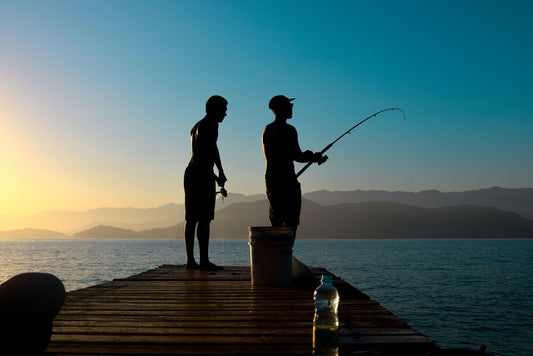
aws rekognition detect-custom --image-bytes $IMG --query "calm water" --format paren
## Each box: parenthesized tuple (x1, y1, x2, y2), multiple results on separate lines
(0, 238, 531, 355)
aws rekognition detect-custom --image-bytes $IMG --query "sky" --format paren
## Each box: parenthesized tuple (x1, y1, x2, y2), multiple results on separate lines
(1, 0, 532, 215)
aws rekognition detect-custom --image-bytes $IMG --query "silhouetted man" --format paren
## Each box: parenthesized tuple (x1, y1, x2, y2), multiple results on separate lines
(184, 95, 227, 271)
(262, 95, 322, 237)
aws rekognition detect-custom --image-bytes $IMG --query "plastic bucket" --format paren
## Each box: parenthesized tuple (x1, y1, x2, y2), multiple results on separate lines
(248, 226, 295, 286)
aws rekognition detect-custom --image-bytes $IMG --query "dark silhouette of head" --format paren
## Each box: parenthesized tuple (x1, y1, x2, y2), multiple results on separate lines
(206, 95, 228, 122)
(269, 95, 294, 120)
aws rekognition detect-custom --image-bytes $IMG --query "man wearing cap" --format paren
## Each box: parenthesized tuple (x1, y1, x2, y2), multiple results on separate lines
(262, 95, 323, 237)
(184, 95, 227, 271)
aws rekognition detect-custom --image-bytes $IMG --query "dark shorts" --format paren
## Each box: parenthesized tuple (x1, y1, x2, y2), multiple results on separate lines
(184, 166, 216, 222)
(266, 177, 301, 227)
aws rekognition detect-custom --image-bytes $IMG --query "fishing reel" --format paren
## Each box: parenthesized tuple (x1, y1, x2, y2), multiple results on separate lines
(217, 187, 228, 198)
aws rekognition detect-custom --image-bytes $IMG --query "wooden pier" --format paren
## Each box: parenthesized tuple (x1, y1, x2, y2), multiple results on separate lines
(47, 265, 437, 355)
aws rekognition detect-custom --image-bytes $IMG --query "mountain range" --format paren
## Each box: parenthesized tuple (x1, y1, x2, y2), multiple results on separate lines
(303, 187, 533, 220)
(169, 199, 533, 239)
(0, 193, 265, 234)
(1, 187, 532, 239)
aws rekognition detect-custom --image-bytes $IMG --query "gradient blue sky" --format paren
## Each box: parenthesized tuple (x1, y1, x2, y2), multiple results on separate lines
(1, 0, 532, 214)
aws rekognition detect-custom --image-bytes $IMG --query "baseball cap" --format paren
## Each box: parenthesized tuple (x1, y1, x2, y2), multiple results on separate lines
(269, 95, 295, 110)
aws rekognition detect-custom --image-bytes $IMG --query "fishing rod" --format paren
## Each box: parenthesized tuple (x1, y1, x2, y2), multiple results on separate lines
(296, 107, 406, 178)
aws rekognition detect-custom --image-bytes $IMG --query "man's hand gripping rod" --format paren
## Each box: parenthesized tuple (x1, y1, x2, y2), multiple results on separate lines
(217, 187, 228, 198)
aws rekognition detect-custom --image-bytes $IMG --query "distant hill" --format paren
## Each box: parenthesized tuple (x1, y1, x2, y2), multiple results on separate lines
(0, 228, 69, 239)
(219, 192, 266, 205)
(303, 186, 533, 220)
(141, 200, 533, 239)
(71, 225, 151, 239)
(0, 203, 184, 234)
(296, 201, 533, 239)
(142, 200, 272, 239)
(0, 192, 265, 234)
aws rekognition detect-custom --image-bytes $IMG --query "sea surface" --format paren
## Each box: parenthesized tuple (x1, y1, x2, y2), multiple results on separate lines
(0, 238, 531, 356)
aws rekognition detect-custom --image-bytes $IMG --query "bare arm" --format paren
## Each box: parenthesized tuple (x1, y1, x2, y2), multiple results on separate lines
(213, 143, 226, 186)
(291, 127, 320, 163)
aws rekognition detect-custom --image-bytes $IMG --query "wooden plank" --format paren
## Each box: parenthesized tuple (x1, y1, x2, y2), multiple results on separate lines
(48, 343, 314, 356)
(46, 265, 436, 355)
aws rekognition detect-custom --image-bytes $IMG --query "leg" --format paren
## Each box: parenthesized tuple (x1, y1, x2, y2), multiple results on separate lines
(184, 166, 201, 270)
(285, 181, 302, 238)
(290, 225, 298, 239)
(184, 219, 199, 269)
(197, 219, 210, 265)
(266, 183, 283, 227)
(198, 219, 223, 271)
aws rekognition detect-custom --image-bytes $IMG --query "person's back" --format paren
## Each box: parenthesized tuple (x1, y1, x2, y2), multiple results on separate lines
(188, 116, 219, 172)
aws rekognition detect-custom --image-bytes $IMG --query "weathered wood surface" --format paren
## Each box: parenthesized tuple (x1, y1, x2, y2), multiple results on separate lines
(46, 265, 436, 355)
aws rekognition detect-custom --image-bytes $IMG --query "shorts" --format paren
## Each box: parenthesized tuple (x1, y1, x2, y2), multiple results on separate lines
(266, 177, 301, 227)
(184, 166, 216, 221)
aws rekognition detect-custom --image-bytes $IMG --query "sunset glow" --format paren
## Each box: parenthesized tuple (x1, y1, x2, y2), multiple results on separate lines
(1, 0, 532, 217)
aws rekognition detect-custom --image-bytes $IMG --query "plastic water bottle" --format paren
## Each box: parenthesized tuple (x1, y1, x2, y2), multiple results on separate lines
(313, 274, 339, 354)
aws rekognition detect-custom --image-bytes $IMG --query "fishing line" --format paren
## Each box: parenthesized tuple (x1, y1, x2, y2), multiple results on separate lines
(296, 108, 406, 178)
(222, 194, 225, 266)
(217, 187, 228, 266)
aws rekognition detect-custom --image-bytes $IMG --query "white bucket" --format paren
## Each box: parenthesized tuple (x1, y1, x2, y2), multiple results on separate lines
(248, 226, 295, 286)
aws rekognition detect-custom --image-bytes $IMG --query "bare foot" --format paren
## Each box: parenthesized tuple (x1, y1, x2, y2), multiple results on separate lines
(200, 261, 224, 271)
(186, 261, 199, 270)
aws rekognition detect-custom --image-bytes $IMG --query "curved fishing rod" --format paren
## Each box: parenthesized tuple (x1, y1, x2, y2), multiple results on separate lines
(296, 107, 406, 178)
